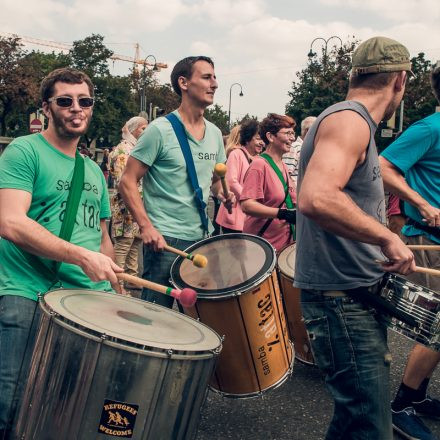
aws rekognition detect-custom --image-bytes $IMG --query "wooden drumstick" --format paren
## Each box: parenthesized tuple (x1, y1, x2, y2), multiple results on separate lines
(375, 259, 440, 278)
(116, 273, 197, 306)
(413, 266, 440, 277)
(407, 245, 440, 251)
(214, 163, 229, 198)
(164, 244, 208, 268)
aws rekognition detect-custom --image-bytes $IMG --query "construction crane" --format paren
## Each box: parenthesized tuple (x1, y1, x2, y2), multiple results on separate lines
(0, 32, 168, 70)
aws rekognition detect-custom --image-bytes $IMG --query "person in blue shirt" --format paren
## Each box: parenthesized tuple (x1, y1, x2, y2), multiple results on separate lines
(380, 61, 440, 440)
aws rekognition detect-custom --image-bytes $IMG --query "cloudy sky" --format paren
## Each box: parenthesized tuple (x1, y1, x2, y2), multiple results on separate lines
(2, 0, 440, 122)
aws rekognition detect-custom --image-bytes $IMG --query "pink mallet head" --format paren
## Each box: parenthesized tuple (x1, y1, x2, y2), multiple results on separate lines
(170, 287, 197, 307)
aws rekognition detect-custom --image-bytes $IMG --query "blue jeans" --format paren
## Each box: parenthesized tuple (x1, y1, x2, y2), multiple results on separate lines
(141, 236, 198, 308)
(301, 289, 392, 440)
(0, 295, 41, 436)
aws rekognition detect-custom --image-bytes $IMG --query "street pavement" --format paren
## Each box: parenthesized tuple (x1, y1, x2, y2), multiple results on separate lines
(196, 331, 440, 440)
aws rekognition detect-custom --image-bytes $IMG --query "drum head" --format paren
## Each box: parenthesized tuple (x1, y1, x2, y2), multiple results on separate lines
(43, 290, 221, 354)
(170, 234, 275, 298)
(277, 243, 296, 279)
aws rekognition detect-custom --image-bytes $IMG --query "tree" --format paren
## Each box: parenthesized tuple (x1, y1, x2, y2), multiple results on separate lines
(403, 53, 437, 128)
(0, 36, 39, 135)
(69, 34, 113, 78)
(285, 38, 357, 130)
(205, 104, 229, 134)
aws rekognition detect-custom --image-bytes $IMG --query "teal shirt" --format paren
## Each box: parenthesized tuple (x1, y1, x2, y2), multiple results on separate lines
(381, 113, 440, 244)
(131, 110, 226, 240)
(0, 133, 112, 300)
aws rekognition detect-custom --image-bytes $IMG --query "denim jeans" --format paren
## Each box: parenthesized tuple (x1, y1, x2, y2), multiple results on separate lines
(141, 236, 198, 308)
(301, 289, 392, 440)
(0, 295, 41, 437)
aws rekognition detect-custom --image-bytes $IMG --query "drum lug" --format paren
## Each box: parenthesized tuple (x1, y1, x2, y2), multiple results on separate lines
(100, 333, 108, 341)
(167, 349, 174, 357)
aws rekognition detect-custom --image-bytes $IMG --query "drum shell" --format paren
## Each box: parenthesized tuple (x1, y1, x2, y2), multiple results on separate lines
(277, 244, 315, 366)
(278, 271, 315, 365)
(16, 299, 218, 440)
(184, 271, 293, 397)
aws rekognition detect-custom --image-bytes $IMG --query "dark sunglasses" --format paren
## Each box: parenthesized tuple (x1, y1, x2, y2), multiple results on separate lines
(48, 96, 94, 108)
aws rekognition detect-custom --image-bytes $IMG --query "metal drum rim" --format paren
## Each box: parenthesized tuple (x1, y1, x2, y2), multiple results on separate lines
(170, 233, 277, 299)
(40, 290, 222, 358)
(208, 342, 295, 399)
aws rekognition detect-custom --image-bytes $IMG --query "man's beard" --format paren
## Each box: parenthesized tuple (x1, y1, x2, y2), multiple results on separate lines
(51, 111, 91, 139)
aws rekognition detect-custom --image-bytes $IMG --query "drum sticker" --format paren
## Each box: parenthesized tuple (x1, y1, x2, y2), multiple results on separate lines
(98, 399, 139, 438)
(257, 293, 281, 375)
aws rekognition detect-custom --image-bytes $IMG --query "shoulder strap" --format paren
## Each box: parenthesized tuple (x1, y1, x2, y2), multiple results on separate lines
(260, 153, 295, 239)
(18, 150, 85, 284)
(165, 113, 209, 234)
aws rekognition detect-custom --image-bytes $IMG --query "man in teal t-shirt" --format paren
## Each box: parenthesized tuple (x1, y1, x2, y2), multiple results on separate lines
(380, 63, 440, 439)
(0, 68, 122, 438)
(120, 56, 233, 308)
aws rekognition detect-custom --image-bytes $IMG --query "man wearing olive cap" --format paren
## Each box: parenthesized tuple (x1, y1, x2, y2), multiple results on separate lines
(295, 36, 415, 439)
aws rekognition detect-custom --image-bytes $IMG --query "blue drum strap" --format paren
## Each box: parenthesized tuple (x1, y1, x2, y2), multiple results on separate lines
(165, 113, 209, 235)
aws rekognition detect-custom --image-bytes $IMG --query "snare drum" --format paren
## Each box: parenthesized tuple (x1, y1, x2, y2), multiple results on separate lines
(379, 274, 440, 350)
(15, 290, 221, 440)
(277, 243, 315, 365)
(170, 233, 293, 398)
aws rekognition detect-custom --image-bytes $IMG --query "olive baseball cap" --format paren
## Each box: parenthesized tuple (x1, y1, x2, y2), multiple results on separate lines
(352, 36, 413, 76)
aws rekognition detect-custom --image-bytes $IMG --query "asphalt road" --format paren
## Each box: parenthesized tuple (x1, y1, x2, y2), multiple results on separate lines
(195, 331, 440, 440)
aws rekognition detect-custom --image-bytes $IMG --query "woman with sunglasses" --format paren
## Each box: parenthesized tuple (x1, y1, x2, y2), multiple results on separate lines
(216, 119, 264, 233)
(240, 113, 297, 252)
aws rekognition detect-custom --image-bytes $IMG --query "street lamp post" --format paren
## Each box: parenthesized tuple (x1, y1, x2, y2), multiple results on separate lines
(228, 83, 244, 129)
(307, 36, 343, 69)
(140, 55, 158, 114)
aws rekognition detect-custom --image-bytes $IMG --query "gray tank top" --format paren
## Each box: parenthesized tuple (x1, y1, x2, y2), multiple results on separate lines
(294, 101, 386, 290)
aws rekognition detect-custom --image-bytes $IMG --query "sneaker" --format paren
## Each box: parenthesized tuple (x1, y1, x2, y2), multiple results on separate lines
(413, 396, 440, 419)
(392, 407, 437, 440)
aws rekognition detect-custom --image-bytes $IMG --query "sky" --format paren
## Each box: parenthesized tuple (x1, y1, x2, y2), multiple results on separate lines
(1, 0, 440, 122)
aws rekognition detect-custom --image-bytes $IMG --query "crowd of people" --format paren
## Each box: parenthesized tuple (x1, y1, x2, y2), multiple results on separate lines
(0, 35, 439, 440)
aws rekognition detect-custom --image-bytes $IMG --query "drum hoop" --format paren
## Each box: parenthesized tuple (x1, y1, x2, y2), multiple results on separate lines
(170, 233, 277, 299)
(40, 293, 222, 358)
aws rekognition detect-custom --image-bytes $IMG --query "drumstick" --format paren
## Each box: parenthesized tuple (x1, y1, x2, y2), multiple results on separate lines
(407, 245, 440, 251)
(214, 163, 229, 198)
(414, 266, 440, 277)
(375, 260, 440, 278)
(164, 244, 208, 268)
(116, 273, 197, 307)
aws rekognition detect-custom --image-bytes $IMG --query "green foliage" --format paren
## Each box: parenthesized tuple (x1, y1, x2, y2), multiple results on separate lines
(285, 38, 357, 131)
(69, 34, 113, 78)
(403, 53, 438, 127)
(205, 104, 229, 134)
(0, 36, 39, 135)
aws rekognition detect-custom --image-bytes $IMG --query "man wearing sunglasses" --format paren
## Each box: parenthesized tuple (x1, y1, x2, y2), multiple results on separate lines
(0, 67, 122, 439)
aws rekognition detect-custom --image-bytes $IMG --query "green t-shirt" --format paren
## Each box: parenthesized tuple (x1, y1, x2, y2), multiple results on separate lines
(0, 133, 112, 300)
(131, 110, 226, 240)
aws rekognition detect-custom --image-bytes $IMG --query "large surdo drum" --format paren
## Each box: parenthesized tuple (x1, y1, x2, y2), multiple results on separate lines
(15, 290, 221, 440)
(170, 233, 293, 398)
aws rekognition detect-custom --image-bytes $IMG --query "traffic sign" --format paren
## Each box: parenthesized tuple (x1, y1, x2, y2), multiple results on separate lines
(30, 118, 43, 133)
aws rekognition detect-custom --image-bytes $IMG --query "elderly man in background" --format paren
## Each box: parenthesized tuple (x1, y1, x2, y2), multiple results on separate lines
(282, 116, 316, 186)
(109, 116, 148, 294)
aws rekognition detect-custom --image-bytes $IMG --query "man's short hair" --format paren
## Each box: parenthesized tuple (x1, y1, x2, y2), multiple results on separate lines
(349, 71, 399, 90)
(300, 116, 317, 138)
(259, 113, 296, 145)
(431, 61, 440, 103)
(240, 119, 259, 145)
(40, 68, 94, 102)
(170, 56, 214, 96)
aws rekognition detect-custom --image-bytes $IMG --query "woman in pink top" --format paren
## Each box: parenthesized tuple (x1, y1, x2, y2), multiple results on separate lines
(241, 113, 296, 252)
(216, 120, 264, 233)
